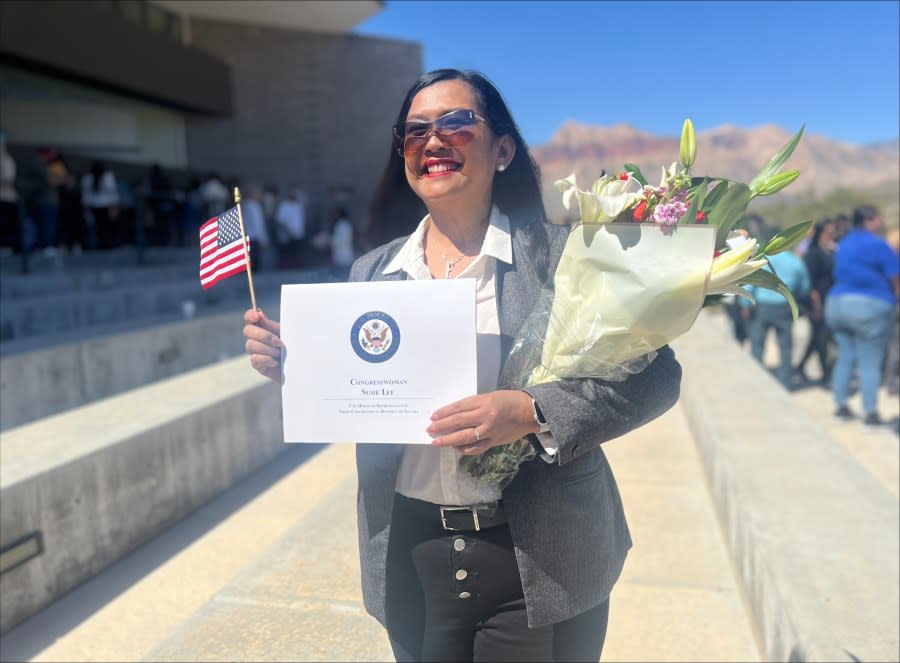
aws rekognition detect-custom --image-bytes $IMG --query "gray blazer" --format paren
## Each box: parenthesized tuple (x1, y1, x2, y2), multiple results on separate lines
(351, 220, 682, 629)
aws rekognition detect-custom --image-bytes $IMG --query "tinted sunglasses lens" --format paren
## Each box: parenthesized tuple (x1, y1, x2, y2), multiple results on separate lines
(400, 111, 478, 155)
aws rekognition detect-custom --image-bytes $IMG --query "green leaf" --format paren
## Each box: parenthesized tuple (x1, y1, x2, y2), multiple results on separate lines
(748, 124, 805, 195)
(738, 268, 802, 320)
(702, 180, 730, 212)
(688, 177, 710, 210)
(755, 170, 801, 197)
(707, 183, 752, 246)
(763, 219, 814, 255)
(678, 189, 702, 225)
(623, 163, 648, 186)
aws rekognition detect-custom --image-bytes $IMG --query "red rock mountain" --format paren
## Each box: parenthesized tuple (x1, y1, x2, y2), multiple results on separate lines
(531, 122, 900, 221)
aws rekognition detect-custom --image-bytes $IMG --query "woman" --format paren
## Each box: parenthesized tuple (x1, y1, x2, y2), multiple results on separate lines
(795, 218, 837, 385)
(825, 205, 900, 425)
(81, 161, 119, 249)
(329, 206, 355, 270)
(244, 69, 682, 662)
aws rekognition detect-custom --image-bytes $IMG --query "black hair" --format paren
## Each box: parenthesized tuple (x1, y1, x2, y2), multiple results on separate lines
(365, 69, 550, 280)
(810, 217, 835, 247)
(90, 161, 106, 193)
(330, 206, 350, 234)
(852, 205, 880, 227)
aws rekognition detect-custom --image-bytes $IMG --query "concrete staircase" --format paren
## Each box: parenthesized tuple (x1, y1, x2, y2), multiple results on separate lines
(0, 252, 347, 430)
(0, 406, 761, 663)
(1, 258, 897, 663)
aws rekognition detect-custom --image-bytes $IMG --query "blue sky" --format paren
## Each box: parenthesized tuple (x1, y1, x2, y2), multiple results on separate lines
(355, 1, 900, 147)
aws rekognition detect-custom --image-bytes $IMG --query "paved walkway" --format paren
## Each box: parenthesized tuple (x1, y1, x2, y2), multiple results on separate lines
(1, 402, 761, 662)
(728, 313, 899, 498)
(1, 313, 895, 662)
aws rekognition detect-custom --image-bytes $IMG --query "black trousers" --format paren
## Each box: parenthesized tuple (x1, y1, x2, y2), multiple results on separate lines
(385, 493, 610, 662)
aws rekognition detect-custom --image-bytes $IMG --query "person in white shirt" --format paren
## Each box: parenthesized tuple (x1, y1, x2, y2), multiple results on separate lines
(329, 206, 355, 269)
(242, 69, 681, 662)
(274, 187, 307, 269)
(0, 130, 20, 252)
(81, 161, 119, 249)
(242, 185, 270, 271)
(198, 173, 229, 220)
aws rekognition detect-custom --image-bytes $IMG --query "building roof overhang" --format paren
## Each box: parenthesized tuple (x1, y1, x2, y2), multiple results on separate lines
(151, 0, 383, 34)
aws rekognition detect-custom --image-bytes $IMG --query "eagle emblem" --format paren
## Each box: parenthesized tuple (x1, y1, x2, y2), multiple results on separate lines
(360, 320, 392, 354)
(351, 311, 401, 363)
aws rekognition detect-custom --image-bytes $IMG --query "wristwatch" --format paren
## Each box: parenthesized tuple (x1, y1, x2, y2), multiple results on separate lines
(531, 398, 551, 434)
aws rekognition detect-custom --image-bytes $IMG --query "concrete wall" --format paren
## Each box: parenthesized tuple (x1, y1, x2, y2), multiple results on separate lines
(185, 19, 422, 234)
(673, 312, 899, 662)
(0, 301, 278, 430)
(0, 358, 284, 634)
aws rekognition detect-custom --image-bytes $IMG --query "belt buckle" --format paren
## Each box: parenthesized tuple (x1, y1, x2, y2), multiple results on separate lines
(440, 506, 480, 532)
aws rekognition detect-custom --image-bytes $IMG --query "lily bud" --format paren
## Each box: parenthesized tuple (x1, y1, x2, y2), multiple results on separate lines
(680, 118, 696, 168)
(754, 170, 800, 197)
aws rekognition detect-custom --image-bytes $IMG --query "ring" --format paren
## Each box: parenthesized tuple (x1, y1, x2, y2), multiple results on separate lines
(473, 427, 481, 442)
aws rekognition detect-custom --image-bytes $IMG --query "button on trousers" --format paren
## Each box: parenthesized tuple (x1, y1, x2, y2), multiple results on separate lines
(385, 493, 610, 662)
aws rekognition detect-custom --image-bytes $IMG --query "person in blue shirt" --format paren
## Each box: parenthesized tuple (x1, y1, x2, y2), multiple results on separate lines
(742, 239, 811, 390)
(825, 206, 900, 426)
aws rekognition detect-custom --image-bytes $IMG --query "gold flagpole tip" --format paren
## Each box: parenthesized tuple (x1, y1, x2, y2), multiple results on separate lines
(234, 186, 241, 203)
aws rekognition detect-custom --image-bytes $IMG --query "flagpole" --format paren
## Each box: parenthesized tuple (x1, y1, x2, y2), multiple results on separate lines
(233, 187, 258, 311)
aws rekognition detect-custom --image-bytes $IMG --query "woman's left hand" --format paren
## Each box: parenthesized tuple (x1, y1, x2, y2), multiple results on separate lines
(428, 390, 539, 455)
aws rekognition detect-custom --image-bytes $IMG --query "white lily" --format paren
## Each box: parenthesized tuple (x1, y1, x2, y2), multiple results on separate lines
(706, 237, 767, 294)
(554, 173, 643, 224)
(658, 161, 681, 188)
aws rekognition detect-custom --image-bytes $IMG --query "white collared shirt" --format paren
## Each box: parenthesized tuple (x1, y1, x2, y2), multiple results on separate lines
(383, 205, 555, 506)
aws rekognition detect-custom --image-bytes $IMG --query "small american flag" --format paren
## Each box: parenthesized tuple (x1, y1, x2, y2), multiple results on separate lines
(199, 206, 250, 290)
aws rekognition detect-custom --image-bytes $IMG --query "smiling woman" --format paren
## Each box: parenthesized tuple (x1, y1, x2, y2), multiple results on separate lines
(242, 68, 683, 662)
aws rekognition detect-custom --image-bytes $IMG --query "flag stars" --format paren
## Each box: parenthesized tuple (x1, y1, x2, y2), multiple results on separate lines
(218, 209, 243, 247)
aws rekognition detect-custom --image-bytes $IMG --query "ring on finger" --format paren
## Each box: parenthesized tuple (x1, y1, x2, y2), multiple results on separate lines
(473, 427, 481, 442)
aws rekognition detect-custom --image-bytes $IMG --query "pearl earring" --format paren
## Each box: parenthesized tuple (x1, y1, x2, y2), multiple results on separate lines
(497, 163, 506, 172)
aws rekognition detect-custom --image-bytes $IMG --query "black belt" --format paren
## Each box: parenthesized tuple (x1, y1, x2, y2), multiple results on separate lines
(439, 503, 507, 532)
(396, 493, 507, 532)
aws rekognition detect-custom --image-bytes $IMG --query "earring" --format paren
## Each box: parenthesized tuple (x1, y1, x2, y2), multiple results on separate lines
(497, 163, 506, 172)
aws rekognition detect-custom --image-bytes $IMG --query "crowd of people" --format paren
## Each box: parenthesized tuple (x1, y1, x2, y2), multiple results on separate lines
(0, 133, 357, 273)
(728, 208, 899, 428)
(2, 128, 896, 430)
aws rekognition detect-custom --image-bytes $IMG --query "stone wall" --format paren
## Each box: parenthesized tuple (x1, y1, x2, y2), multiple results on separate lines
(185, 19, 422, 236)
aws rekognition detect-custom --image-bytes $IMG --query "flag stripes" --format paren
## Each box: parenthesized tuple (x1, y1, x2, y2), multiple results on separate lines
(199, 206, 250, 289)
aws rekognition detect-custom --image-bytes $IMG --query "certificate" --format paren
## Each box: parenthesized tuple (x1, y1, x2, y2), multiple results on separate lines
(280, 279, 477, 444)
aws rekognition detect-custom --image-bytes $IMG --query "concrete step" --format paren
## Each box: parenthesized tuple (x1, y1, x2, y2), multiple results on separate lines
(1, 266, 196, 299)
(717, 310, 900, 497)
(0, 266, 342, 343)
(675, 311, 899, 662)
(0, 357, 285, 634)
(1, 310, 896, 662)
(0, 406, 762, 663)
(0, 297, 278, 430)
(0, 443, 353, 662)
(0, 247, 199, 276)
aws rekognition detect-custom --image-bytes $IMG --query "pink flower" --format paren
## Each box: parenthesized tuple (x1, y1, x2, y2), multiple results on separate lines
(652, 200, 688, 226)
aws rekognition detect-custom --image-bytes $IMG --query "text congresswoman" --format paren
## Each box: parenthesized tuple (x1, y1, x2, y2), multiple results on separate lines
(350, 377, 409, 397)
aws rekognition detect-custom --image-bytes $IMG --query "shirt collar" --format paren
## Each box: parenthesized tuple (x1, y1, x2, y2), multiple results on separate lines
(382, 204, 512, 275)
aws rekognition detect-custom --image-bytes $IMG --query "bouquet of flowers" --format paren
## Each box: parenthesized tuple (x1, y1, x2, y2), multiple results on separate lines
(461, 119, 812, 490)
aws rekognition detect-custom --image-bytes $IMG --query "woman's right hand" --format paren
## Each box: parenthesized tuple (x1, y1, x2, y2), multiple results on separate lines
(244, 308, 283, 384)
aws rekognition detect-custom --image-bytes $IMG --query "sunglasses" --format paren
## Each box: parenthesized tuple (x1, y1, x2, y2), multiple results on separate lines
(393, 109, 488, 157)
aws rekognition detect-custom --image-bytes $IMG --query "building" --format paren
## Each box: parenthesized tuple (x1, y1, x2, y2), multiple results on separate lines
(0, 0, 422, 242)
